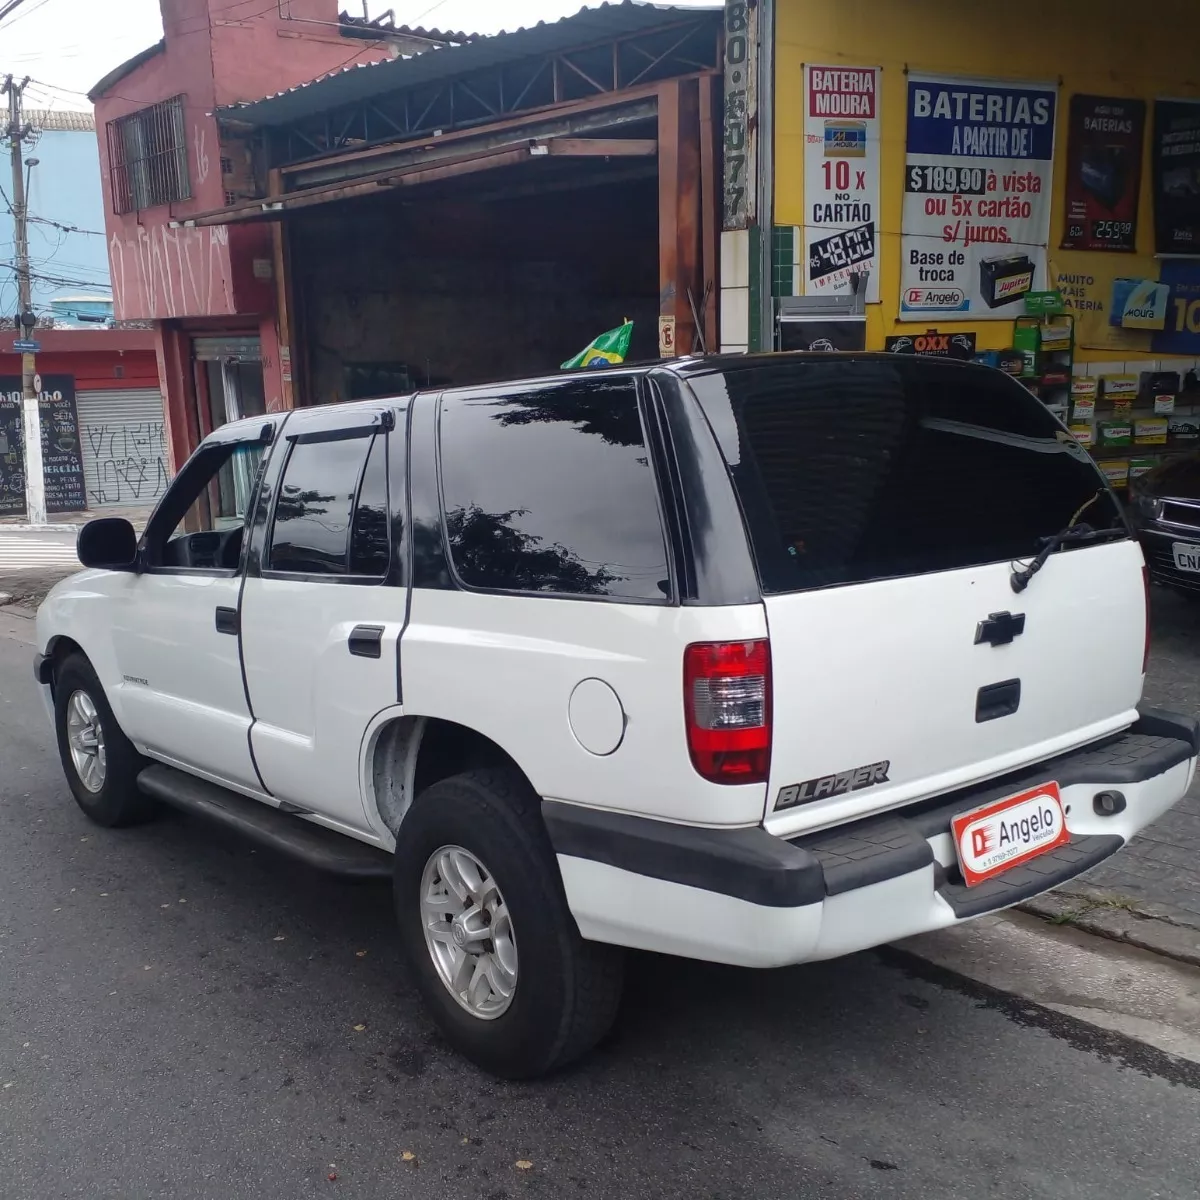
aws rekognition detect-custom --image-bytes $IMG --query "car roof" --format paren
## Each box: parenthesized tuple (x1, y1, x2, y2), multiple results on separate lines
(208, 353, 998, 434)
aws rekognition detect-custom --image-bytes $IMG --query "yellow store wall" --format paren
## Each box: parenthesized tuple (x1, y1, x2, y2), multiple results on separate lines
(774, 0, 1200, 361)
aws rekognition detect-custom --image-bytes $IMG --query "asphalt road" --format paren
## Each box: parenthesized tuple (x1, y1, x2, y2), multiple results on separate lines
(3, 630, 1200, 1200)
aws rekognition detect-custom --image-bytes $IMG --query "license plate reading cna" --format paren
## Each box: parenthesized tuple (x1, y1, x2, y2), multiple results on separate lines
(951, 783, 1069, 888)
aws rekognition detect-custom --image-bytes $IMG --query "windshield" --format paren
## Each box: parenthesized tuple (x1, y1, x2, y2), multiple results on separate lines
(689, 357, 1126, 594)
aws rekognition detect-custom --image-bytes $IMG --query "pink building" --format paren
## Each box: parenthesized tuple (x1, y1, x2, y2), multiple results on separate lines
(90, 0, 458, 471)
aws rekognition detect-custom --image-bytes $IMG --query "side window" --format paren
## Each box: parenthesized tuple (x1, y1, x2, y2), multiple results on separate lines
(169, 442, 264, 540)
(438, 378, 669, 601)
(268, 432, 389, 578)
(350, 434, 390, 576)
(148, 439, 266, 570)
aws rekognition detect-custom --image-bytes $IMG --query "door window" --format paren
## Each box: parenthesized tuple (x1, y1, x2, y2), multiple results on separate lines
(268, 432, 390, 578)
(438, 377, 669, 601)
(145, 440, 266, 571)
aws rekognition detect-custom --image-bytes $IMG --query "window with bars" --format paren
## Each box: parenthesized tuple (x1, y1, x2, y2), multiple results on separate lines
(107, 96, 192, 214)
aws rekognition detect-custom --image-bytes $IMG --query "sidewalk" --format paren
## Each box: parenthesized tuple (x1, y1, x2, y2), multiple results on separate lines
(0, 503, 151, 531)
(1023, 588, 1200, 965)
(0, 509, 148, 609)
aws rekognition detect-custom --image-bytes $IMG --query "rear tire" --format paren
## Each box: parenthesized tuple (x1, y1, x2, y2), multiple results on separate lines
(53, 653, 154, 828)
(393, 768, 624, 1078)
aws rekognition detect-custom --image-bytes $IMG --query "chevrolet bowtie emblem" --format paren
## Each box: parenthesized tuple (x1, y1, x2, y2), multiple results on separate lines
(975, 611, 1026, 647)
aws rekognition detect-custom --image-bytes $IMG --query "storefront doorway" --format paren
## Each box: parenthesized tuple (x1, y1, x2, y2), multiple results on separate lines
(193, 336, 267, 428)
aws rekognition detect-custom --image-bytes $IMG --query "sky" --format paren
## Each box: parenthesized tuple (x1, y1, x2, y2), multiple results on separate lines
(0, 0, 718, 112)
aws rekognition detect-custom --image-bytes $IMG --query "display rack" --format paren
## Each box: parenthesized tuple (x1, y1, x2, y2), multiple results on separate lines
(1013, 313, 1075, 421)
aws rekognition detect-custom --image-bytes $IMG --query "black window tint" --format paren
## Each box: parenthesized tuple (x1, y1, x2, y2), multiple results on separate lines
(691, 359, 1125, 594)
(439, 378, 669, 601)
(349, 434, 390, 576)
(269, 436, 371, 575)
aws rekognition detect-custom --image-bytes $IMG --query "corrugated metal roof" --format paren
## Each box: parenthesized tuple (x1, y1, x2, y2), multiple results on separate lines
(337, 12, 479, 44)
(219, 2, 721, 128)
(26, 109, 96, 132)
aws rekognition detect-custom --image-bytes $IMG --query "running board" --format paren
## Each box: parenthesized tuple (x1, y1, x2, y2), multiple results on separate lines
(137, 764, 392, 881)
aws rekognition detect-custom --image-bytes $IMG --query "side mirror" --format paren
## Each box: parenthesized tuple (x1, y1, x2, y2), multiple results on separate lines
(77, 518, 139, 571)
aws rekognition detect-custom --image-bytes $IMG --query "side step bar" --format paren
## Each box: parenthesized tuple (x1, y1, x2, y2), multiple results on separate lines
(137, 764, 392, 881)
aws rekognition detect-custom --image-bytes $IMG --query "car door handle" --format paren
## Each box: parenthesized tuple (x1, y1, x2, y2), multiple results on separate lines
(215, 606, 240, 635)
(348, 624, 384, 659)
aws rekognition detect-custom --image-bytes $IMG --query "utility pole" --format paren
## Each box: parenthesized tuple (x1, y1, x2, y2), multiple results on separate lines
(3, 73, 45, 525)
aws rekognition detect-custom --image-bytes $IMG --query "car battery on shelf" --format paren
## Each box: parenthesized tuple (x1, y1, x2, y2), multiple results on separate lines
(980, 254, 1035, 309)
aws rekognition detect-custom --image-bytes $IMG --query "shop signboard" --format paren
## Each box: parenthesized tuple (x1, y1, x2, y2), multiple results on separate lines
(1061, 95, 1145, 253)
(802, 64, 881, 302)
(0, 375, 87, 515)
(1152, 99, 1200, 257)
(884, 330, 977, 359)
(900, 74, 1057, 321)
(1152, 260, 1200, 354)
(721, 0, 757, 230)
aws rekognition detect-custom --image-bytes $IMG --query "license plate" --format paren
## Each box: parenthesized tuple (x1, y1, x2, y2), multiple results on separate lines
(1173, 542, 1200, 573)
(951, 782, 1069, 887)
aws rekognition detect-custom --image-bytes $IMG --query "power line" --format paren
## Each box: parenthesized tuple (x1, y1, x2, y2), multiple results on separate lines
(0, 0, 52, 31)
(28, 215, 105, 237)
(0, 0, 33, 24)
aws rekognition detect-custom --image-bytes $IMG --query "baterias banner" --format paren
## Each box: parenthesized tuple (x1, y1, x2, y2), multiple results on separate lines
(900, 74, 1058, 321)
(802, 64, 881, 302)
(1061, 94, 1145, 253)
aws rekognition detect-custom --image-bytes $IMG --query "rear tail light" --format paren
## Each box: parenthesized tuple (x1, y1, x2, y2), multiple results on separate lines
(684, 640, 772, 784)
(1143, 563, 1152, 674)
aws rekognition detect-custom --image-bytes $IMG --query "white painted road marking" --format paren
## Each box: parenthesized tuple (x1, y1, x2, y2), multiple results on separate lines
(0, 535, 80, 572)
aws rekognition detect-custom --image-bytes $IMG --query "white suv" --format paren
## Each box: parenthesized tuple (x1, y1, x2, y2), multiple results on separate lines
(34, 354, 1198, 1077)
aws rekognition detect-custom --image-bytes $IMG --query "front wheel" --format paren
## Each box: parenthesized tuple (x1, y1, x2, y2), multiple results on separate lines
(53, 653, 154, 827)
(394, 768, 624, 1078)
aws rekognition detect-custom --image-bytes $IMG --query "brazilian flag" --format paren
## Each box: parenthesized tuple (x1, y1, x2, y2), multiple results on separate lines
(561, 320, 633, 370)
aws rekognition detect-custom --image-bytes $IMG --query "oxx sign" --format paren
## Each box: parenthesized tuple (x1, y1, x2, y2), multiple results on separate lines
(885, 330, 978, 359)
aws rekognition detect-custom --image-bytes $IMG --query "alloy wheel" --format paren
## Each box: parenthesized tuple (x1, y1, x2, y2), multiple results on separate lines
(66, 689, 107, 794)
(420, 844, 518, 1020)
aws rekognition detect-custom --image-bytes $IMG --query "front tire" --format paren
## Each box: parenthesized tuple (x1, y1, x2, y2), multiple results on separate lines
(53, 653, 154, 827)
(394, 768, 624, 1078)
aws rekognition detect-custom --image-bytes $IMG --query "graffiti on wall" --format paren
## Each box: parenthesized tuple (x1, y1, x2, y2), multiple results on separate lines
(108, 224, 234, 320)
(193, 124, 211, 185)
(84, 420, 169, 507)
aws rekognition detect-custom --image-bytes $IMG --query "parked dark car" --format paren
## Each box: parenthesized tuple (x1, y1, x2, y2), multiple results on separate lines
(1129, 452, 1200, 596)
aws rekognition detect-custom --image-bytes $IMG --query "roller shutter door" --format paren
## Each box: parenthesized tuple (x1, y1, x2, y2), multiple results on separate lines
(77, 388, 169, 510)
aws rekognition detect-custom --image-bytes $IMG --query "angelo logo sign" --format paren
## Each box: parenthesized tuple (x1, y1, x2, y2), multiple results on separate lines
(951, 783, 1069, 887)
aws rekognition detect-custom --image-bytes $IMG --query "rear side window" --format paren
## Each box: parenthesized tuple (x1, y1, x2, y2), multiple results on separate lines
(438, 378, 669, 601)
(269, 433, 389, 577)
(690, 359, 1125, 594)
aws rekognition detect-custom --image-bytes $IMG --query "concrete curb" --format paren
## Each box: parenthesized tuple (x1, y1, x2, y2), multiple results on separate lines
(1021, 892, 1200, 971)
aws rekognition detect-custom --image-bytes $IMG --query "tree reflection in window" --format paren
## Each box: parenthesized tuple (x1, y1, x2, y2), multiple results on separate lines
(490, 378, 645, 448)
(446, 504, 617, 595)
(440, 379, 669, 601)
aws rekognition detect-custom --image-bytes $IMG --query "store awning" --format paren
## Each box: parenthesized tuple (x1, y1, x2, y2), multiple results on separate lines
(174, 98, 659, 228)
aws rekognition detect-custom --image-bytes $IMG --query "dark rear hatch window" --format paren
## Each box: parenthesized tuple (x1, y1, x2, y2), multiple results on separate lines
(688, 357, 1126, 594)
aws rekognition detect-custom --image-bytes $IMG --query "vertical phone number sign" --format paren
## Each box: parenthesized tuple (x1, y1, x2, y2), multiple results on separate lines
(721, 0, 757, 230)
(803, 65, 881, 301)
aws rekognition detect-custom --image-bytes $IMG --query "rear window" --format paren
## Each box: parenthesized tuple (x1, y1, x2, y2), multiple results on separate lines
(689, 358, 1126, 594)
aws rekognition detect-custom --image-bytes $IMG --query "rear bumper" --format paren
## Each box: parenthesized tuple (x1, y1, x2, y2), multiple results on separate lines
(546, 708, 1198, 968)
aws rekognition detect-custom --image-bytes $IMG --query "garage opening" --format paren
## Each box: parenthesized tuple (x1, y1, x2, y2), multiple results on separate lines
(287, 142, 663, 401)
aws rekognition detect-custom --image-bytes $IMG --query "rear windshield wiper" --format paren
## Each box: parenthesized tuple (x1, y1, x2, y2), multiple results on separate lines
(1010, 492, 1126, 593)
(1011, 525, 1127, 593)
